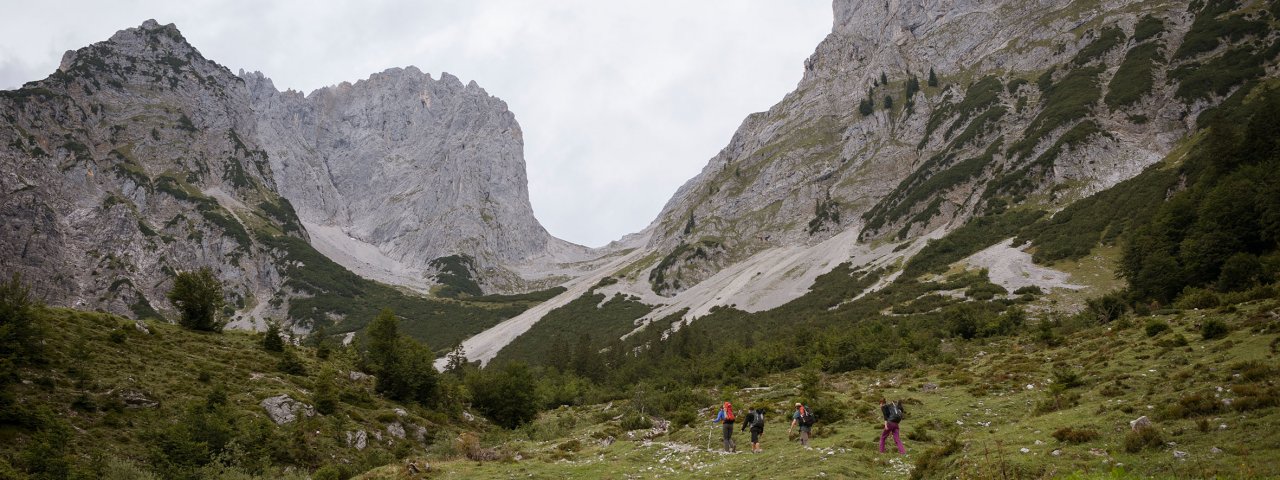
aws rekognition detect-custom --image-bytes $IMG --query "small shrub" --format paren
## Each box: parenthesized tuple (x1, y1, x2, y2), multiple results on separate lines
(1013, 285, 1042, 295)
(108, 329, 127, 344)
(261, 322, 284, 352)
(1053, 368, 1085, 388)
(1175, 288, 1220, 309)
(1144, 320, 1170, 337)
(1156, 334, 1189, 348)
(911, 436, 962, 480)
(620, 414, 653, 431)
(278, 347, 307, 375)
(906, 425, 934, 442)
(1201, 319, 1229, 340)
(1123, 426, 1164, 452)
(556, 439, 582, 452)
(1052, 426, 1100, 443)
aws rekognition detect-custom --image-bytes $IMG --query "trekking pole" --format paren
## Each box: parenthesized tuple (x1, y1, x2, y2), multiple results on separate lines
(707, 423, 713, 451)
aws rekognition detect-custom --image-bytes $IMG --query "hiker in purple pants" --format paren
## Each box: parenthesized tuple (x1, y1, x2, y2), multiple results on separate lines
(879, 398, 906, 454)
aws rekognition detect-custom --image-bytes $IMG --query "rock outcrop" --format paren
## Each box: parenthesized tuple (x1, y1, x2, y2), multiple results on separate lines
(260, 394, 315, 424)
(241, 68, 589, 293)
(0, 20, 299, 323)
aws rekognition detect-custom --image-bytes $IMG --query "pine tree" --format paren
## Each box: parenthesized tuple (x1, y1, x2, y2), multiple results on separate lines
(880, 71, 888, 85)
(261, 322, 284, 352)
(928, 67, 939, 87)
(884, 95, 894, 110)
(167, 267, 225, 332)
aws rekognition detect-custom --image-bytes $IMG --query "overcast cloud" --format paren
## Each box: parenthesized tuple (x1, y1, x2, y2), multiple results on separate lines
(1, 1, 832, 247)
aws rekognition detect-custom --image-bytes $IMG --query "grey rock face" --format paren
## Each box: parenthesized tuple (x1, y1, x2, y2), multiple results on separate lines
(241, 68, 584, 292)
(346, 430, 368, 450)
(639, 0, 1229, 295)
(260, 394, 315, 424)
(0, 20, 297, 321)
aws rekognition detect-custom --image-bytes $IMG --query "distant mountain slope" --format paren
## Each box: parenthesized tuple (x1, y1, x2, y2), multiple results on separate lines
(242, 68, 591, 295)
(463, 0, 1280, 364)
(0, 20, 559, 348)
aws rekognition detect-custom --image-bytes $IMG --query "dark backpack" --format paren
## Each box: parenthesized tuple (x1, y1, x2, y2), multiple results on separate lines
(752, 410, 765, 429)
(799, 406, 816, 426)
(887, 401, 904, 423)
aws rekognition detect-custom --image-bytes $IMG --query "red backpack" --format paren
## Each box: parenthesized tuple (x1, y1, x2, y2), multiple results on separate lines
(723, 402, 735, 421)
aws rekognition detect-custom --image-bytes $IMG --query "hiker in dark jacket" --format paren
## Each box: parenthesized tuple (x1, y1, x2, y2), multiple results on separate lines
(711, 401, 737, 452)
(879, 399, 906, 454)
(787, 403, 814, 447)
(742, 408, 766, 453)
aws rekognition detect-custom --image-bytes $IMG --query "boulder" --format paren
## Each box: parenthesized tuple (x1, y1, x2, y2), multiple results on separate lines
(116, 389, 158, 409)
(348, 371, 372, 382)
(387, 422, 406, 439)
(260, 394, 315, 425)
(346, 430, 368, 450)
(1129, 416, 1152, 431)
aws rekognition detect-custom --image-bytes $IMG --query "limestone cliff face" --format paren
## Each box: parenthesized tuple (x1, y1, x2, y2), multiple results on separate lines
(639, 0, 1265, 296)
(242, 68, 586, 293)
(0, 20, 298, 322)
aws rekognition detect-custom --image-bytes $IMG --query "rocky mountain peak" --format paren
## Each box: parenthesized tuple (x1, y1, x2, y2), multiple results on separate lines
(242, 66, 584, 293)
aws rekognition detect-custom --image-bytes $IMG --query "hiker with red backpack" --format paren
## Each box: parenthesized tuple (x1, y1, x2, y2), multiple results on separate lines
(879, 398, 907, 454)
(710, 401, 737, 452)
(788, 402, 815, 447)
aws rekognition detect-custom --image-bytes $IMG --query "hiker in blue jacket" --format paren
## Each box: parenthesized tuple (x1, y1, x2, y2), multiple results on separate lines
(710, 401, 737, 452)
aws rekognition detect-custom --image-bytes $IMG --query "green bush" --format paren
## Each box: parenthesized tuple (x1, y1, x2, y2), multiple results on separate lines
(261, 322, 284, 352)
(620, 414, 653, 431)
(277, 347, 306, 376)
(1144, 320, 1170, 337)
(1052, 426, 1100, 443)
(167, 267, 226, 332)
(1105, 42, 1161, 109)
(1175, 288, 1220, 309)
(468, 362, 540, 429)
(1201, 318, 1229, 340)
(1123, 425, 1164, 452)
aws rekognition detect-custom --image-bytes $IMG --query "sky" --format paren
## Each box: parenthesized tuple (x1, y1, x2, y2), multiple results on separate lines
(0, 1, 832, 247)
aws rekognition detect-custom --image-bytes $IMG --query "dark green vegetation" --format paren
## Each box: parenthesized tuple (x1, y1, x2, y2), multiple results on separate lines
(252, 232, 535, 352)
(1071, 26, 1126, 65)
(1105, 42, 1163, 109)
(428, 255, 482, 298)
(491, 287, 654, 374)
(1119, 87, 1280, 304)
(166, 267, 225, 332)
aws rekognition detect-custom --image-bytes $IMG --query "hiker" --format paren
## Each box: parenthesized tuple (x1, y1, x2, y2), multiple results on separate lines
(879, 399, 906, 454)
(711, 401, 737, 452)
(742, 407, 766, 453)
(787, 403, 815, 447)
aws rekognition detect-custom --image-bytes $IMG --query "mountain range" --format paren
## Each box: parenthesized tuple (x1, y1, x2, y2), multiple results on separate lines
(4, 0, 1279, 365)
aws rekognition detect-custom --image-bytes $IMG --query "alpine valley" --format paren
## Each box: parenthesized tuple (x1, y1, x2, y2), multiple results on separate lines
(3, 0, 1280, 478)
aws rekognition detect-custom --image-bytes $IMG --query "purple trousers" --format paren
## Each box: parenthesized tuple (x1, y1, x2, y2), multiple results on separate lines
(880, 422, 905, 454)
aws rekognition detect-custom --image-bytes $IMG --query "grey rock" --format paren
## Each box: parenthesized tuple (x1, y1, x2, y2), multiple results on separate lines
(1173, 450, 1189, 459)
(133, 320, 151, 335)
(387, 422, 406, 439)
(0, 20, 295, 326)
(116, 389, 158, 409)
(241, 68, 588, 293)
(346, 430, 368, 450)
(1210, 447, 1223, 454)
(260, 394, 314, 425)
(1130, 416, 1152, 431)
(348, 371, 372, 382)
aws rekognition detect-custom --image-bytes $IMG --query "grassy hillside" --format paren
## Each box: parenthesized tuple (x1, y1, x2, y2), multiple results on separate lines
(356, 298, 1280, 479)
(0, 303, 476, 479)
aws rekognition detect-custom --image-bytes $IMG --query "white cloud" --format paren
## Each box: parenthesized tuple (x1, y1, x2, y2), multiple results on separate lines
(1, 0, 831, 247)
